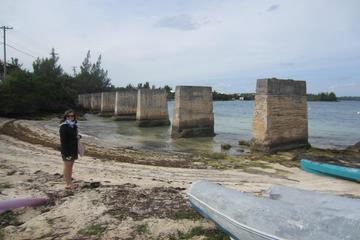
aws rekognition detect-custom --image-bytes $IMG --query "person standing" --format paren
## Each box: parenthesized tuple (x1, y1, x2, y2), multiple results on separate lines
(59, 109, 80, 189)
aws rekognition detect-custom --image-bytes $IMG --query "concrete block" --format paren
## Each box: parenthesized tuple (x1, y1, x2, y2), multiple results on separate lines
(251, 78, 309, 152)
(171, 86, 214, 138)
(136, 89, 170, 127)
(114, 90, 137, 120)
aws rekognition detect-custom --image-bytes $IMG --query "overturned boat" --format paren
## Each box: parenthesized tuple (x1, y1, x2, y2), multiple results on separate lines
(188, 180, 360, 240)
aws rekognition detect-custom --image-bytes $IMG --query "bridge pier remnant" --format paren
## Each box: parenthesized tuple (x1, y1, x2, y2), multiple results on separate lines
(79, 94, 91, 110)
(78, 94, 85, 108)
(90, 93, 101, 112)
(136, 89, 170, 127)
(171, 86, 214, 138)
(114, 90, 137, 120)
(101, 92, 116, 115)
(251, 78, 309, 153)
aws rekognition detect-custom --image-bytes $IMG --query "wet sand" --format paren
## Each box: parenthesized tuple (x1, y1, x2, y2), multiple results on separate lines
(0, 118, 359, 239)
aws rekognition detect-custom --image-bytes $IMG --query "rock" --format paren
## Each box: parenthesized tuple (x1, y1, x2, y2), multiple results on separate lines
(347, 141, 360, 152)
(6, 170, 16, 176)
(221, 144, 231, 150)
(90, 181, 101, 188)
(238, 140, 250, 146)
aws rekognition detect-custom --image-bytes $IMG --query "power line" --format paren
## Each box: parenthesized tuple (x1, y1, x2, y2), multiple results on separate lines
(6, 39, 44, 57)
(0, 40, 37, 59)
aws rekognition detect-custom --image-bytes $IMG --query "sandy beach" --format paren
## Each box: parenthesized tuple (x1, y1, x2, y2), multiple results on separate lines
(0, 117, 359, 240)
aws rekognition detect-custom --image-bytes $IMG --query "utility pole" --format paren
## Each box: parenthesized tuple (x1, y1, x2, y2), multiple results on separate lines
(1, 26, 13, 81)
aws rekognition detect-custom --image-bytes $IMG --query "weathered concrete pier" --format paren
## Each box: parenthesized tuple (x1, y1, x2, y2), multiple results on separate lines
(251, 78, 309, 152)
(136, 89, 170, 127)
(90, 93, 101, 111)
(100, 92, 116, 114)
(78, 94, 85, 108)
(78, 94, 91, 110)
(171, 86, 214, 138)
(114, 90, 137, 120)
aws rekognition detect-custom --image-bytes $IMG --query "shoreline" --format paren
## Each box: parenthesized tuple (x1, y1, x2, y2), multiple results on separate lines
(0, 117, 359, 239)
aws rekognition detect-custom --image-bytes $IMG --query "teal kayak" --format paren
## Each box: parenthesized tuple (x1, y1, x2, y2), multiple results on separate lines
(301, 159, 360, 181)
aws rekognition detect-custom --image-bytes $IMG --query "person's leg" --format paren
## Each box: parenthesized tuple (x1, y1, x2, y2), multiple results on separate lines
(63, 160, 74, 188)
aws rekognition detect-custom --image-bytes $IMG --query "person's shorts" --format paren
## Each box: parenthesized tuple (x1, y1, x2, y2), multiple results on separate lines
(62, 154, 78, 161)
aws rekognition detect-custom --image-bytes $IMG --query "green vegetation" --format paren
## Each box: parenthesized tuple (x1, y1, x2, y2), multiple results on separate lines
(134, 223, 150, 235)
(168, 226, 229, 240)
(0, 210, 21, 236)
(212, 91, 255, 101)
(174, 210, 202, 220)
(338, 96, 360, 101)
(307, 92, 337, 101)
(212, 91, 340, 102)
(46, 217, 55, 226)
(0, 51, 173, 117)
(0, 50, 112, 116)
(0, 228, 4, 239)
(78, 224, 106, 237)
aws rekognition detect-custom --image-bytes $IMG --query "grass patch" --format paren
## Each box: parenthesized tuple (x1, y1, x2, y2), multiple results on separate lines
(0, 228, 4, 239)
(0, 210, 21, 228)
(134, 223, 149, 235)
(174, 210, 202, 220)
(78, 224, 106, 237)
(225, 156, 272, 169)
(0, 210, 22, 238)
(168, 226, 230, 240)
(204, 152, 228, 160)
(207, 160, 228, 169)
(46, 217, 55, 226)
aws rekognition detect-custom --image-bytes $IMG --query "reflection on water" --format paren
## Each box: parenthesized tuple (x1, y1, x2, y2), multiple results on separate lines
(58, 100, 360, 154)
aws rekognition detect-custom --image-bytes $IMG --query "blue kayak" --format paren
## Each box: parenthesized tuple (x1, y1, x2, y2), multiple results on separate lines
(301, 159, 360, 181)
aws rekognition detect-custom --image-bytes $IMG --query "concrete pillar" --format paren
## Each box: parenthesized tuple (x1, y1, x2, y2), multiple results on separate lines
(101, 92, 116, 114)
(83, 94, 92, 110)
(78, 94, 84, 108)
(251, 78, 309, 152)
(136, 89, 170, 127)
(90, 93, 101, 111)
(114, 90, 137, 120)
(171, 86, 214, 138)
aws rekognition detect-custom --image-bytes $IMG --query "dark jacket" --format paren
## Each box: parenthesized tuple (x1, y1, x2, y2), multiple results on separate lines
(59, 123, 78, 158)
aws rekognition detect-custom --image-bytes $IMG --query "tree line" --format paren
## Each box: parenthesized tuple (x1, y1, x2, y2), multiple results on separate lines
(0, 49, 343, 117)
(0, 49, 173, 117)
(307, 92, 337, 101)
(212, 92, 338, 101)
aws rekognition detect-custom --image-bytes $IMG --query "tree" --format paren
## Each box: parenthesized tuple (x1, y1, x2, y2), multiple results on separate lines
(143, 81, 150, 89)
(74, 50, 112, 93)
(31, 48, 76, 112)
(0, 48, 115, 116)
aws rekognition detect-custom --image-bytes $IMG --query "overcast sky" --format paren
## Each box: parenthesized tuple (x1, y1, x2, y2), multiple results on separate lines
(1, 0, 359, 95)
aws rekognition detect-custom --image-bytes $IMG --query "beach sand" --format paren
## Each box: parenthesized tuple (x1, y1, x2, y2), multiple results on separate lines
(0, 117, 359, 239)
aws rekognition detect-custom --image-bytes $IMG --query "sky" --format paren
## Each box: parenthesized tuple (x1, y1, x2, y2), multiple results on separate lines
(1, 0, 360, 96)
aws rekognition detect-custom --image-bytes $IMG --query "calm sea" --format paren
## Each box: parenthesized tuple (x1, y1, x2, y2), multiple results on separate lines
(76, 101, 360, 155)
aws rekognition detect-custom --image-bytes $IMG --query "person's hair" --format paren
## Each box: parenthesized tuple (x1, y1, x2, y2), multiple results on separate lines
(60, 109, 77, 123)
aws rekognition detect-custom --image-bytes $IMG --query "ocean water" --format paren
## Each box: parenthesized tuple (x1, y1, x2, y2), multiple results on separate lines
(77, 101, 360, 155)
